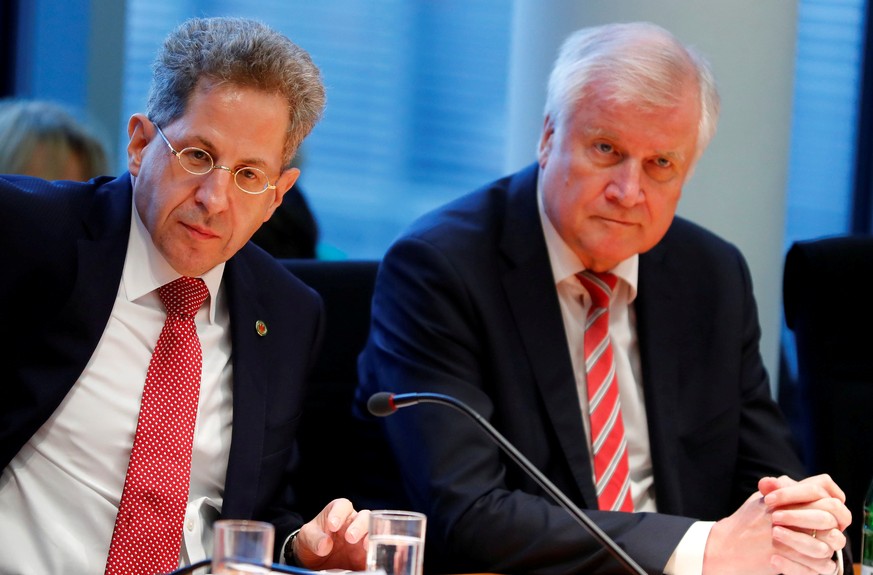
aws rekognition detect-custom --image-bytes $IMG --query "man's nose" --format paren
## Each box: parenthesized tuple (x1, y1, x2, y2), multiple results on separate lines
(194, 166, 234, 212)
(605, 161, 644, 207)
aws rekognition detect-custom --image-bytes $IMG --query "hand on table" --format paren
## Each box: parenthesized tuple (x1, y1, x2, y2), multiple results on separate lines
(762, 474, 850, 575)
(702, 474, 849, 575)
(292, 498, 370, 572)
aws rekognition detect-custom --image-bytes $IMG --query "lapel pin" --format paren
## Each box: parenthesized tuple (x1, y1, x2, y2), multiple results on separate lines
(255, 320, 268, 337)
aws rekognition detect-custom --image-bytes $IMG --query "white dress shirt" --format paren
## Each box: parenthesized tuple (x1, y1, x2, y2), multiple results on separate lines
(0, 201, 234, 574)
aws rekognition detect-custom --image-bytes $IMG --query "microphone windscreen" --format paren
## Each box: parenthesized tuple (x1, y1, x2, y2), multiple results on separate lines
(367, 392, 396, 417)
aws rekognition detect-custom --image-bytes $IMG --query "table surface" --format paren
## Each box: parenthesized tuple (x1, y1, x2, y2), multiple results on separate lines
(449, 568, 864, 575)
(452, 573, 858, 575)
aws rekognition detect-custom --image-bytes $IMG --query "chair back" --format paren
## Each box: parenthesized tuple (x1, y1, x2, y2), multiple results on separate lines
(281, 259, 410, 518)
(783, 234, 873, 558)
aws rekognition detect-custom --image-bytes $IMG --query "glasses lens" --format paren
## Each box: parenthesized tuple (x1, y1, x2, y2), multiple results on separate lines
(234, 167, 269, 194)
(178, 148, 214, 175)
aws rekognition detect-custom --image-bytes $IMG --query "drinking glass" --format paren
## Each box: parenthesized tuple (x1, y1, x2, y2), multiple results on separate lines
(212, 519, 274, 574)
(365, 510, 426, 575)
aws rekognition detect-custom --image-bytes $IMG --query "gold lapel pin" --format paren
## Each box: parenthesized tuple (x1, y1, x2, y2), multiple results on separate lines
(255, 320, 268, 337)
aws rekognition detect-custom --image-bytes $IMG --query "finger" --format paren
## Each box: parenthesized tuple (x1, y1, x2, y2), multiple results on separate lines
(771, 525, 836, 560)
(800, 474, 846, 502)
(816, 528, 847, 553)
(770, 551, 837, 575)
(764, 475, 846, 508)
(345, 509, 370, 544)
(759, 475, 797, 496)
(297, 523, 332, 559)
(771, 499, 852, 532)
(764, 483, 831, 510)
(314, 532, 334, 557)
(770, 525, 840, 575)
(771, 508, 838, 533)
(324, 498, 354, 533)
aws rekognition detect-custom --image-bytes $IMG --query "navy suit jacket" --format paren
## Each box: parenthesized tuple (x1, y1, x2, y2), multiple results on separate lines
(357, 163, 806, 574)
(0, 173, 324, 558)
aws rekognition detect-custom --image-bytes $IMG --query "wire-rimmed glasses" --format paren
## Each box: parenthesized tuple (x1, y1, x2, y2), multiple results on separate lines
(153, 123, 277, 195)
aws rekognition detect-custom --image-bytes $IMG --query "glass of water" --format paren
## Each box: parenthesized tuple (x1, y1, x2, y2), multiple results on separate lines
(212, 519, 274, 574)
(366, 510, 426, 575)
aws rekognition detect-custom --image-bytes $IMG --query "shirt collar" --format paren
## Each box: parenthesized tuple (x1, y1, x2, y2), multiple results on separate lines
(536, 178, 639, 301)
(123, 201, 224, 322)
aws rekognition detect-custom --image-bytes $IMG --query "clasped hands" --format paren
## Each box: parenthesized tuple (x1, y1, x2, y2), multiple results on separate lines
(704, 474, 852, 575)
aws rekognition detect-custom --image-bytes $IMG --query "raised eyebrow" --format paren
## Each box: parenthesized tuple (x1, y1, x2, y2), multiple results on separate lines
(190, 135, 270, 169)
(584, 126, 613, 141)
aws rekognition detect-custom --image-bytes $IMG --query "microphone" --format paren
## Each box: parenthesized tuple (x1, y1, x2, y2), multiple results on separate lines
(368, 391, 647, 575)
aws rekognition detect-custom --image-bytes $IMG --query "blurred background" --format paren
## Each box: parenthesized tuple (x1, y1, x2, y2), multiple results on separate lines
(2, 0, 870, 398)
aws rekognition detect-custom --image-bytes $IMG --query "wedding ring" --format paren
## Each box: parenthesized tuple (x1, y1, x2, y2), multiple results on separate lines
(811, 529, 817, 539)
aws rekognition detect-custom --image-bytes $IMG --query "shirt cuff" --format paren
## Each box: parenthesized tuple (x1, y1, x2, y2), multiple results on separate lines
(281, 528, 301, 565)
(661, 521, 843, 575)
(663, 521, 715, 575)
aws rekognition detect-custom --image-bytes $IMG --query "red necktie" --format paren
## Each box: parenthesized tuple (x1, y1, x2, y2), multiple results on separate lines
(576, 271, 633, 512)
(105, 277, 209, 575)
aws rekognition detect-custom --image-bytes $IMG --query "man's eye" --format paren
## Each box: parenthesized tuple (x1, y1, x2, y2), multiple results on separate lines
(655, 157, 672, 168)
(595, 142, 614, 154)
(238, 168, 259, 181)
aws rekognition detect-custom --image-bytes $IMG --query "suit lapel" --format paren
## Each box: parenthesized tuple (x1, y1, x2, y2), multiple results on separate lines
(636, 229, 686, 514)
(498, 165, 599, 508)
(221, 252, 271, 518)
(43, 177, 131, 407)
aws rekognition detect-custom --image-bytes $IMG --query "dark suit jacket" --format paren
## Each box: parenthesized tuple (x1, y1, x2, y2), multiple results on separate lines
(357, 163, 806, 574)
(0, 173, 324, 561)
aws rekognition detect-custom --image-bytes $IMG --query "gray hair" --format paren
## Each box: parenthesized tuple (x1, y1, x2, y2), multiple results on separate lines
(147, 17, 326, 167)
(0, 98, 109, 179)
(544, 21, 720, 160)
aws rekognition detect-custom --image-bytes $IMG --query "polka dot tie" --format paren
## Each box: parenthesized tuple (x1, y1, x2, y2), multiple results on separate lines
(576, 271, 633, 512)
(105, 277, 209, 575)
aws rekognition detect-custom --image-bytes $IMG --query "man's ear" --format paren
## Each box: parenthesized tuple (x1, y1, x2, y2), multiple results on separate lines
(537, 114, 556, 169)
(264, 167, 301, 222)
(127, 114, 151, 176)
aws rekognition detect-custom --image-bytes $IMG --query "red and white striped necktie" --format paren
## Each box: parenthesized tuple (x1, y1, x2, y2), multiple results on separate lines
(576, 271, 633, 512)
(105, 276, 209, 575)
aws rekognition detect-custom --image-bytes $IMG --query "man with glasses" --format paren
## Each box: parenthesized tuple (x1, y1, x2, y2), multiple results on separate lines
(0, 17, 369, 575)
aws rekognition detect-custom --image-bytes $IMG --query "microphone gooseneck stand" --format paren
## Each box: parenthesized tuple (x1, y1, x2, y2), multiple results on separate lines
(367, 391, 648, 575)
(164, 557, 319, 575)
